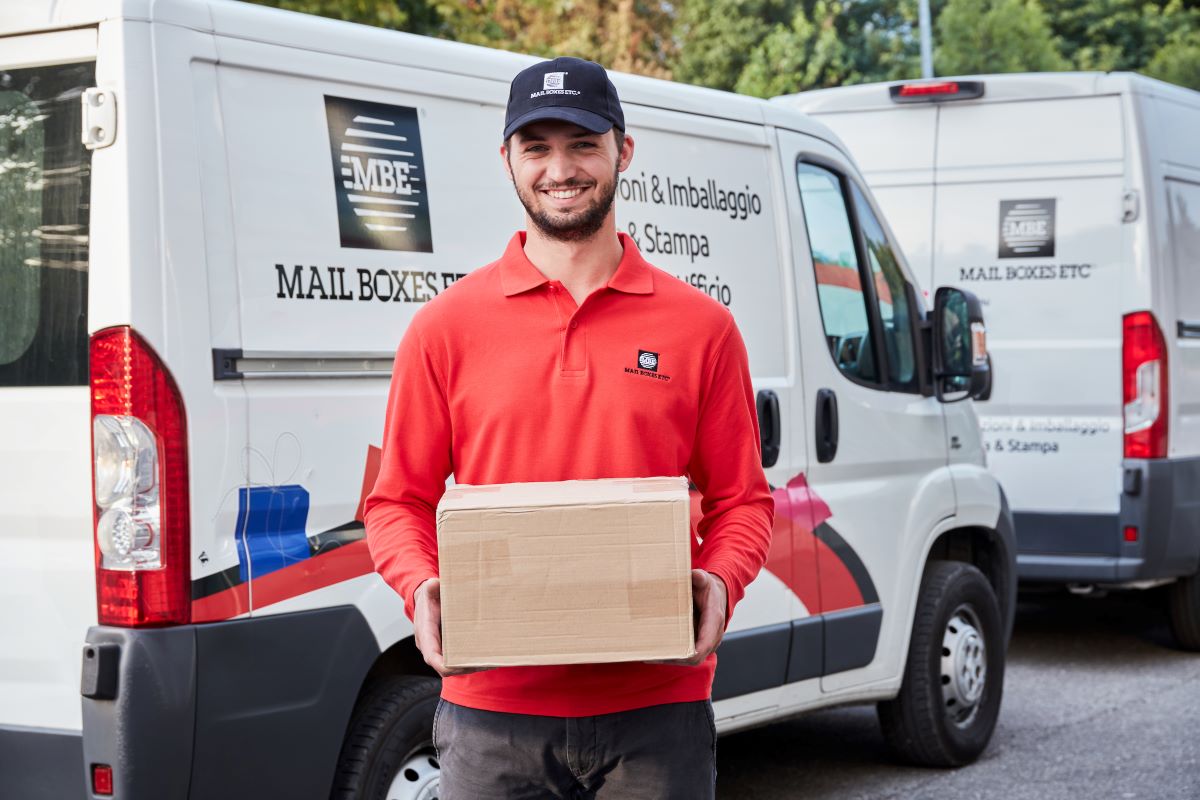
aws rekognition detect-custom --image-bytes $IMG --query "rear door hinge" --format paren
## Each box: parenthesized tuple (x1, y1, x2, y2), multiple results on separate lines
(81, 87, 116, 149)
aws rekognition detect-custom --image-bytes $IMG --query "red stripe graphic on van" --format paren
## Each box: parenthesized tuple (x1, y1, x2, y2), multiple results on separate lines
(779, 473, 877, 611)
(192, 533, 372, 621)
(192, 465, 877, 621)
(688, 474, 877, 615)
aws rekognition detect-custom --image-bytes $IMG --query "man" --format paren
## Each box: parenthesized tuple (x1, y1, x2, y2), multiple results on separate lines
(364, 56, 773, 799)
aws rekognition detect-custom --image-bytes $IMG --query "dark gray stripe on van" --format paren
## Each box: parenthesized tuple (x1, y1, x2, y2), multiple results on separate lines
(190, 521, 365, 600)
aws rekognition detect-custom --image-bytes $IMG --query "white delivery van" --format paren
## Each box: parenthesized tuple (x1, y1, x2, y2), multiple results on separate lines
(781, 74, 1200, 649)
(0, 2, 1015, 797)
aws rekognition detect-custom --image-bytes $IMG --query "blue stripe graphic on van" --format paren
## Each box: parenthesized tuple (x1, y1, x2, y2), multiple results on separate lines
(234, 485, 313, 581)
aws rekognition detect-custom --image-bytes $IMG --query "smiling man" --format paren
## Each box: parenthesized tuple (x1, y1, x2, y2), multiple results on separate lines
(364, 57, 773, 799)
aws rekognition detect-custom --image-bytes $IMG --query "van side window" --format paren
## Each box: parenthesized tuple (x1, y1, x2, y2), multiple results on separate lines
(0, 63, 92, 387)
(795, 162, 879, 384)
(851, 184, 918, 390)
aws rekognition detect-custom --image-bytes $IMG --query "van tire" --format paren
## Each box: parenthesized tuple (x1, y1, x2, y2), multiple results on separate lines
(1168, 573, 1200, 651)
(330, 674, 441, 800)
(878, 560, 1004, 767)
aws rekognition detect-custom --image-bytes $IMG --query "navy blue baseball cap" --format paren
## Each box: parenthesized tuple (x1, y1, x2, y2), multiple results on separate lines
(503, 56, 625, 140)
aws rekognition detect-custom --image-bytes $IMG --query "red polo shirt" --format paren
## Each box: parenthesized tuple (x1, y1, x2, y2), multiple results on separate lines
(365, 231, 773, 716)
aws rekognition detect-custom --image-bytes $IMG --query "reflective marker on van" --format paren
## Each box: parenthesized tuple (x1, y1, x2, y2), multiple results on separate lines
(888, 81, 984, 103)
(91, 764, 113, 796)
(90, 327, 191, 626)
(1122, 311, 1169, 459)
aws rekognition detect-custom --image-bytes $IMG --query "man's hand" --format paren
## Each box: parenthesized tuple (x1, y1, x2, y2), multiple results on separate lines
(652, 569, 728, 667)
(413, 578, 489, 678)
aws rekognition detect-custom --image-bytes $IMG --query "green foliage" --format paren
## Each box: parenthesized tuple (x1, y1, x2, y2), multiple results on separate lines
(837, 0, 924, 82)
(1039, 0, 1197, 72)
(438, 0, 675, 76)
(735, 1, 850, 96)
(935, 0, 1069, 74)
(670, 0, 793, 90)
(1146, 29, 1200, 87)
(247, 0, 445, 33)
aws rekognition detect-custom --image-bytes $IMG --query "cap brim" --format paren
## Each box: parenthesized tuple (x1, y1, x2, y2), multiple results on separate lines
(503, 106, 614, 140)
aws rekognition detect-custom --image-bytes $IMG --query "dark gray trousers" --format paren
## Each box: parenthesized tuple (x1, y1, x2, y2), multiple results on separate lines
(433, 699, 717, 799)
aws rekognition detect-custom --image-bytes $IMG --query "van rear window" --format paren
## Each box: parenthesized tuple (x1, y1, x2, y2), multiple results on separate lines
(0, 62, 93, 387)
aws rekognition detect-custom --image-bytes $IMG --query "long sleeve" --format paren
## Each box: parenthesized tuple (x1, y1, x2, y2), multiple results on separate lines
(364, 320, 453, 620)
(688, 317, 775, 624)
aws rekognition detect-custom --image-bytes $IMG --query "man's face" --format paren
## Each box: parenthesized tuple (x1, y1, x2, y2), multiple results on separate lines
(503, 120, 633, 242)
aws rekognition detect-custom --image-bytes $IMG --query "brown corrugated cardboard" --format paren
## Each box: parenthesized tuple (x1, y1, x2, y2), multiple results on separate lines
(437, 476, 695, 668)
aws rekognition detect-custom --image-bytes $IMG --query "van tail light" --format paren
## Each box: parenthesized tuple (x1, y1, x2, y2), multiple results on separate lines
(889, 80, 984, 103)
(1122, 311, 1168, 459)
(90, 327, 191, 626)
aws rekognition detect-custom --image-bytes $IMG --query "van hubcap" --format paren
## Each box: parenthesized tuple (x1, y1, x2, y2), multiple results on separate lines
(387, 751, 440, 800)
(941, 605, 986, 727)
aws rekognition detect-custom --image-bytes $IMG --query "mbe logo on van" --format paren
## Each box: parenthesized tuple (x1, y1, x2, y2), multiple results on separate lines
(998, 199, 1055, 258)
(325, 95, 433, 252)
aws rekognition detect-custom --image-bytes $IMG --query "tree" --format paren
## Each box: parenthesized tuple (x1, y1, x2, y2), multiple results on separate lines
(735, 1, 851, 96)
(246, 0, 676, 78)
(246, 0, 447, 34)
(1147, 29, 1200, 88)
(935, 0, 1069, 74)
(837, 0, 924, 83)
(436, 0, 675, 77)
(670, 0, 794, 90)
(1038, 0, 1198, 72)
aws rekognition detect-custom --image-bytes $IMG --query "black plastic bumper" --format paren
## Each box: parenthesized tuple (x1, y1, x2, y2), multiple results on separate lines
(0, 724, 85, 799)
(1015, 457, 1200, 584)
(80, 605, 380, 800)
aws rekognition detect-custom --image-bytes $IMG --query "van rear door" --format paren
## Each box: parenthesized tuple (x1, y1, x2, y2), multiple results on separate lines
(0, 25, 96, 772)
(931, 96, 1127, 564)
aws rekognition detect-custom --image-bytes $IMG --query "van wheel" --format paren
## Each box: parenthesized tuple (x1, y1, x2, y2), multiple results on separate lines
(878, 560, 1004, 767)
(1168, 573, 1200, 651)
(330, 675, 441, 800)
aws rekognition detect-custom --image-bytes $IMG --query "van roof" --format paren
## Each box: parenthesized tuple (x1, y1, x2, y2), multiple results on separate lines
(776, 71, 1200, 114)
(2, 0, 847, 148)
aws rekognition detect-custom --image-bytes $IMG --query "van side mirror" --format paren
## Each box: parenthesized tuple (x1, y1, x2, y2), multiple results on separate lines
(933, 287, 990, 403)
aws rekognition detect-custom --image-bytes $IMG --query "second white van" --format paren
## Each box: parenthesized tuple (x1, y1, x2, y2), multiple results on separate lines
(781, 73, 1200, 649)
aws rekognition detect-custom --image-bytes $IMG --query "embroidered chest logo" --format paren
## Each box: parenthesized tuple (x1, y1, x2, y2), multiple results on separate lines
(626, 349, 672, 382)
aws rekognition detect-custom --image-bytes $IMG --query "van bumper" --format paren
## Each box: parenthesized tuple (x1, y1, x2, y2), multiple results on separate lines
(1015, 456, 1200, 584)
(0, 725, 85, 799)
(80, 605, 379, 800)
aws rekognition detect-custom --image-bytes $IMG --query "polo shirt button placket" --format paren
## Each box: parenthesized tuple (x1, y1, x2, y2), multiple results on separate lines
(562, 312, 586, 376)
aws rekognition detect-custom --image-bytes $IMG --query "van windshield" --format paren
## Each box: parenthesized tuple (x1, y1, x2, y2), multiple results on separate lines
(0, 61, 93, 387)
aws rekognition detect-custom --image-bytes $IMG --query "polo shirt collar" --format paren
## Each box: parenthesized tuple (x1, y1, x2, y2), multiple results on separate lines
(499, 231, 654, 297)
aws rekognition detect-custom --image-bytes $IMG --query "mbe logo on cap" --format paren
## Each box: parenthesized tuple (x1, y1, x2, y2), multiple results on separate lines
(998, 199, 1055, 259)
(530, 73, 581, 99)
(324, 95, 433, 252)
(638, 351, 659, 371)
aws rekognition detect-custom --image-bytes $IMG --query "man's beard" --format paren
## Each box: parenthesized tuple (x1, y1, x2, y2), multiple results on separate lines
(514, 166, 619, 242)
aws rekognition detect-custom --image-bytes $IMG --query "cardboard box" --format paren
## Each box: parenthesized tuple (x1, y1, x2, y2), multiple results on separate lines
(437, 476, 695, 668)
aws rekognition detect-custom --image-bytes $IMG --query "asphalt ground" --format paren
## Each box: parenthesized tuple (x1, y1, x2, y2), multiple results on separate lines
(716, 589, 1200, 799)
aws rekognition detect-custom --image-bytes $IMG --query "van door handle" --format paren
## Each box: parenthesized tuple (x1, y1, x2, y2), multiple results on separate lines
(756, 389, 781, 468)
(815, 388, 838, 463)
